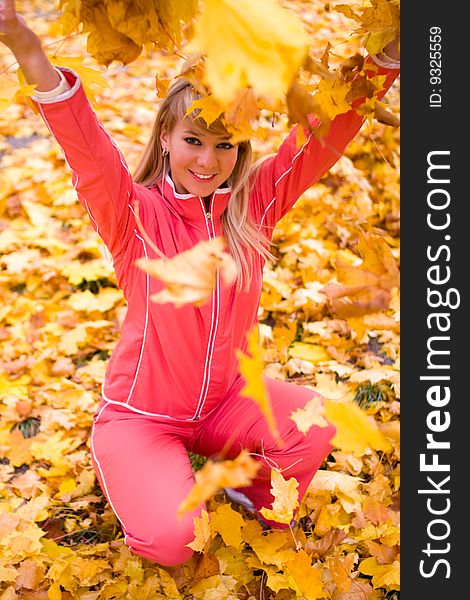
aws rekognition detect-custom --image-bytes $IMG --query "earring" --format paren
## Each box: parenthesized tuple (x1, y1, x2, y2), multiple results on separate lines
(162, 147, 169, 157)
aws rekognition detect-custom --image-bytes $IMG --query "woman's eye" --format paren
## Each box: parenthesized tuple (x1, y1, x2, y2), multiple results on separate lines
(185, 137, 200, 145)
(218, 143, 233, 150)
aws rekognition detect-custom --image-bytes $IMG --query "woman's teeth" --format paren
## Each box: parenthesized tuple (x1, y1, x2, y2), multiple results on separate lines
(191, 171, 215, 180)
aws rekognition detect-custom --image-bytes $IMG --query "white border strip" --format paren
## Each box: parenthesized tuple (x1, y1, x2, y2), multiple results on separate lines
(258, 129, 315, 229)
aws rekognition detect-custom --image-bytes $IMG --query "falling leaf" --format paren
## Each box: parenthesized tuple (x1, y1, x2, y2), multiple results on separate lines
(322, 231, 399, 318)
(324, 400, 392, 455)
(260, 469, 299, 525)
(335, 0, 400, 55)
(47, 55, 108, 103)
(223, 87, 260, 143)
(155, 73, 171, 98)
(374, 103, 400, 127)
(188, 0, 309, 102)
(185, 95, 225, 127)
(290, 395, 330, 433)
(178, 450, 260, 517)
(236, 326, 280, 442)
(0, 76, 37, 113)
(136, 237, 237, 307)
(313, 76, 353, 121)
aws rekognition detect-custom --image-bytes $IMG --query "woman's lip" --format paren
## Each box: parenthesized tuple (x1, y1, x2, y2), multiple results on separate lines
(189, 170, 217, 181)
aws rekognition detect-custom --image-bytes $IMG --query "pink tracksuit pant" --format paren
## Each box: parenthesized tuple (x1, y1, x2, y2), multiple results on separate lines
(90, 376, 335, 566)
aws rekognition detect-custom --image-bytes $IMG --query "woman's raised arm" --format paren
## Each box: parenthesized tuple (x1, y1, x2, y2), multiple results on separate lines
(250, 41, 400, 234)
(1, 0, 141, 264)
(0, 0, 61, 91)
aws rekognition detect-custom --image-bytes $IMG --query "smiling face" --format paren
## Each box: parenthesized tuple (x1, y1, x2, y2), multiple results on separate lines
(160, 119, 239, 197)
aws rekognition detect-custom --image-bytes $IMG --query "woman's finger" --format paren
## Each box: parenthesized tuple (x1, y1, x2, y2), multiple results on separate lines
(1, 0, 18, 19)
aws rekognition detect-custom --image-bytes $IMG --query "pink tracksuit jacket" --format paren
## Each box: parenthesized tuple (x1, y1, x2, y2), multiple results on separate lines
(31, 61, 399, 423)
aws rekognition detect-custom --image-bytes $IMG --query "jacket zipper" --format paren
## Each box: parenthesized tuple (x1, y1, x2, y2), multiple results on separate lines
(192, 194, 220, 420)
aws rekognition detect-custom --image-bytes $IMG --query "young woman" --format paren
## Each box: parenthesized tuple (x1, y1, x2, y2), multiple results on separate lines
(1, 0, 399, 567)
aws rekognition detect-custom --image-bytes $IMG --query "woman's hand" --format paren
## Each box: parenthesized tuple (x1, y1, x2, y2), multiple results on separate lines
(1, 0, 61, 91)
(0, 0, 41, 56)
(383, 37, 400, 62)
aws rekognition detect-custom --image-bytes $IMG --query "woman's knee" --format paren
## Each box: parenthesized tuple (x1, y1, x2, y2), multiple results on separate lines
(126, 526, 195, 566)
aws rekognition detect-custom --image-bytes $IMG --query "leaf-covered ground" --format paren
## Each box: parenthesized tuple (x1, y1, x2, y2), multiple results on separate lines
(0, 1, 400, 598)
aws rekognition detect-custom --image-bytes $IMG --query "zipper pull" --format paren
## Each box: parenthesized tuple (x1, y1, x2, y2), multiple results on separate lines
(206, 212, 212, 220)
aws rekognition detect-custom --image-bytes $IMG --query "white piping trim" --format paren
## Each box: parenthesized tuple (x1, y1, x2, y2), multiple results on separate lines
(165, 174, 231, 199)
(101, 230, 149, 406)
(96, 119, 133, 174)
(36, 104, 102, 238)
(98, 395, 196, 420)
(36, 96, 135, 247)
(90, 403, 131, 547)
(191, 196, 219, 419)
(258, 129, 315, 229)
(125, 231, 149, 403)
(165, 174, 194, 199)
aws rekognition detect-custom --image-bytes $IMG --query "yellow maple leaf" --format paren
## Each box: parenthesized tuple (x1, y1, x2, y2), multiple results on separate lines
(60, 260, 113, 285)
(223, 87, 260, 143)
(5, 430, 34, 468)
(81, 2, 142, 67)
(236, 326, 280, 442)
(313, 76, 352, 121)
(158, 568, 181, 598)
(0, 566, 17, 583)
(288, 342, 331, 364)
(322, 230, 399, 318)
(46, 55, 109, 103)
(314, 503, 351, 537)
(285, 550, 324, 599)
(136, 236, 237, 307)
(47, 581, 63, 600)
(358, 557, 400, 591)
(188, 0, 309, 103)
(178, 450, 260, 517)
(185, 95, 225, 127)
(67, 288, 123, 313)
(328, 552, 356, 593)
(0, 75, 37, 113)
(127, 574, 162, 600)
(15, 558, 45, 591)
(55, 476, 77, 499)
(324, 399, 392, 456)
(335, 0, 400, 55)
(210, 503, 245, 548)
(309, 470, 363, 504)
(186, 509, 211, 552)
(29, 431, 81, 468)
(290, 395, 330, 434)
(260, 469, 299, 525)
(242, 521, 296, 567)
(0, 373, 30, 400)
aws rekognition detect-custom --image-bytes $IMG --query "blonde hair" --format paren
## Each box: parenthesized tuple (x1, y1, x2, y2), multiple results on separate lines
(132, 77, 276, 291)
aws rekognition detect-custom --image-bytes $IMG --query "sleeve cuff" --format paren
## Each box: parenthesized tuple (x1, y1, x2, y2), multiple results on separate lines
(31, 67, 71, 99)
(371, 51, 400, 70)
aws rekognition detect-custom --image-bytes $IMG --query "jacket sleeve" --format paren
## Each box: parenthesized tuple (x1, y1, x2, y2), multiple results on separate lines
(251, 58, 400, 235)
(29, 67, 138, 259)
